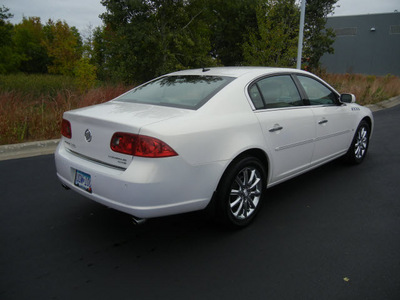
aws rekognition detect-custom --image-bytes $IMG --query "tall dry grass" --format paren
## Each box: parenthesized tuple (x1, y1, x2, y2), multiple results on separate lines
(1, 73, 399, 145)
(0, 84, 131, 145)
(319, 73, 400, 105)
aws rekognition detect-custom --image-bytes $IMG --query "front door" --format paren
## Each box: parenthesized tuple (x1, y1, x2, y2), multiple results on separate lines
(295, 75, 353, 165)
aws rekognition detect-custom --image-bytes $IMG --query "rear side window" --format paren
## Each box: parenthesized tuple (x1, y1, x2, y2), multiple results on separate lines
(117, 75, 234, 110)
(248, 84, 264, 109)
(249, 75, 303, 109)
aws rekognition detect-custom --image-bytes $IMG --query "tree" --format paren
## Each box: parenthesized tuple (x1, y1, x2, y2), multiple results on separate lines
(13, 17, 49, 73)
(42, 20, 83, 75)
(303, 0, 337, 70)
(74, 57, 97, 92)
(90, 26, 108, 80)
(0, 6, 20, 73)
(100, 0, 217, 83)
(243, 0, 299, 67)
(206, 0, 258, 66)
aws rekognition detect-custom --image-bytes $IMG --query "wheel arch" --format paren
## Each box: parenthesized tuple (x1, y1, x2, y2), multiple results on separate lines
(207, 148, 270, 227)
(217, 148, 270, 192)
(361, 116, 373, 136)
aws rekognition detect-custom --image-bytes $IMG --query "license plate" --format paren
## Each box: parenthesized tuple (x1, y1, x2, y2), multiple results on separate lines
(74, 170, 92, 193)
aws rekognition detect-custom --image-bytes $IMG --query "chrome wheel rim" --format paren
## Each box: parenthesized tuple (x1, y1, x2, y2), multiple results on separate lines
(355, 126, 368, 159)
(229, 167, 262, 220)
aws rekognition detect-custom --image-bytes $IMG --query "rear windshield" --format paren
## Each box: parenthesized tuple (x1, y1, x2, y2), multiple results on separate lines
(116, 75, 235, 109)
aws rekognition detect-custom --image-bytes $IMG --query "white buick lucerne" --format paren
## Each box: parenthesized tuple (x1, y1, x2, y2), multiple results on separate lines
(55, 67, 373, 227)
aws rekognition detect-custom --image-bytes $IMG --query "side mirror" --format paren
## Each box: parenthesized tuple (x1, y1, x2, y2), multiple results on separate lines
(340, 93, 356, 103)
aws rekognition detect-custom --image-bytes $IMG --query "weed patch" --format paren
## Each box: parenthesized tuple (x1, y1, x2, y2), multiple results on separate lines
(0, 75, 132, 145)
(319, 73, 400, 105)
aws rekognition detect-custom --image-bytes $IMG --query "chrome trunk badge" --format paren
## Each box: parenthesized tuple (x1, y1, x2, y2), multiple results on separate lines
(84, 129, 92, 142)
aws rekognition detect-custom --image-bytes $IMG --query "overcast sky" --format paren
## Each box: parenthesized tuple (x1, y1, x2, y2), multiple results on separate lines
(3, 0, 105, 35)
(333, 0, 399, 16)
(2, 0, 400, 35)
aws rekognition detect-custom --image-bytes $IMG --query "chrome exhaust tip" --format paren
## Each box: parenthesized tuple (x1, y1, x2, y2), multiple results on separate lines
(132, 216, 147, 226)
(61, 184, 70, 190)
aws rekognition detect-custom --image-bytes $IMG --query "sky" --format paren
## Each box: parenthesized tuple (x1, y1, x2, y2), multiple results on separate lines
(2, 0, 106, 36)
(2, 0, 400, 35)
(333, 0, 399, 16)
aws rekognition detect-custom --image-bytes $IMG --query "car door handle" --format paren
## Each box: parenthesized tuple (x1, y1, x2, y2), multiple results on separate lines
(269, 125, 283, 132)
(318, 119, 328, 125)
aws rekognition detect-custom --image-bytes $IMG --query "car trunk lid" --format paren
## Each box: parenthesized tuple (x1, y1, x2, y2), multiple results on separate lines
(62, 101, 189, 168)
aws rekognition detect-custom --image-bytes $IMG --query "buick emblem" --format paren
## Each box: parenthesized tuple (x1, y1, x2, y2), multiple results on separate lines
(84, 129, 92, 142)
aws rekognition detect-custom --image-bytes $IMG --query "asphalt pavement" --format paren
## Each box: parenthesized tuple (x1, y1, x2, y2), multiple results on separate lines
(0, 100, 399, 299)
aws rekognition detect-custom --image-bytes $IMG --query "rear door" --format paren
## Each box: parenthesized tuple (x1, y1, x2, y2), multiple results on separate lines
(248, 75, 316, 184)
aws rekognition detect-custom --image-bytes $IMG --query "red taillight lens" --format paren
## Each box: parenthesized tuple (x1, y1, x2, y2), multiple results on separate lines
(110, 132, 178, 158)
(135, 135, 178, 157)
(61, 119, 71, 139)
(110, 133, 137, 155)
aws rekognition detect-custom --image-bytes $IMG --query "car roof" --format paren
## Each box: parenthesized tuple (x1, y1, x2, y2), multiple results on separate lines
(168, 66, 312, 78)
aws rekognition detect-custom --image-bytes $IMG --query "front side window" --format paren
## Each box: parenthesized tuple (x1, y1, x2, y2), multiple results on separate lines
(249, 75, 303, 109)
(117, 75, 234, 110)
(296, 76, 337, 105)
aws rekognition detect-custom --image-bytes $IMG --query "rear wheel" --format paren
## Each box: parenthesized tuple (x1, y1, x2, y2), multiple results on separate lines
(216, 156, 266, 228)
(346, 120, 370, 164)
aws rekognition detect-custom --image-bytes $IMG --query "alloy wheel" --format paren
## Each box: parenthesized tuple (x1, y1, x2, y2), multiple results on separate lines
(355, 126, 368, 159)
(229, 167, 262, 220)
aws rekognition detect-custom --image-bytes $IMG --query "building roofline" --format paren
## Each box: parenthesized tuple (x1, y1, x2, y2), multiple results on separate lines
(328, 11, 399, 18)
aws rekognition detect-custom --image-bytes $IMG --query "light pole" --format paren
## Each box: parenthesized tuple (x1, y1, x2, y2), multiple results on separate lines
(296, 0, 306, 69)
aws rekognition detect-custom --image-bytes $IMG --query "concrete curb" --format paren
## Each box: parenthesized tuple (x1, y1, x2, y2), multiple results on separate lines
(0, 139, 60, 161)
(365, 95, 400, 112)
(1, 96, 399, 161)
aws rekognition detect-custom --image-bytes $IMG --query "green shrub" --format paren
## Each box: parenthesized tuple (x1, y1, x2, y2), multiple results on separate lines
(73, 58, 97, 93)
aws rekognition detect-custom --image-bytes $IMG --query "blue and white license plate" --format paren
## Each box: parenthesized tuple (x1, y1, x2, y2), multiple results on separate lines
(74, 170, 92, 193)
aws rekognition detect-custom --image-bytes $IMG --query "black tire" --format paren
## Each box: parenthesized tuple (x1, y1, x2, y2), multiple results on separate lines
(345, 120, 370, 164)
(216, 156, 266, 228)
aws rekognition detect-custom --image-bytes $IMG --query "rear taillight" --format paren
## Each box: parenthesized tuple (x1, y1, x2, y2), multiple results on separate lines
(110, 132, 178, 158)
(110, 133, 136, 155)
(61, 119, 72, 139)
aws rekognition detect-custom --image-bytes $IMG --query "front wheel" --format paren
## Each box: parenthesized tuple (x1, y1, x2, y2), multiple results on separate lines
(216, 156, 266, 228)
(345, 120, 371, 164)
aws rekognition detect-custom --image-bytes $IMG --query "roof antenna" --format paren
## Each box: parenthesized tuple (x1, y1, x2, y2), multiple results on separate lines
(202, 67, 210, 72)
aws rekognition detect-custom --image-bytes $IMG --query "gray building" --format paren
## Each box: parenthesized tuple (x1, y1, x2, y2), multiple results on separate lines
(320, 12, 400, 75)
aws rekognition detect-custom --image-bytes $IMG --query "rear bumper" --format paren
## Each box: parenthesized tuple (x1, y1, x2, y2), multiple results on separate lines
(55, 141, 225, 218)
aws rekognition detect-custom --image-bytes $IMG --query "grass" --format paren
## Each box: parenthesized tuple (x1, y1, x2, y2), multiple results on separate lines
(0, 74, 132, 145)
(1, 72, 399, 145)
(319, 73, 400, 105)
(0, 74, 76, 97)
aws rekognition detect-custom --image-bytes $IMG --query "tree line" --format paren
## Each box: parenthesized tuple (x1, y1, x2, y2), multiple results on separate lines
(0, 0, 337, 84)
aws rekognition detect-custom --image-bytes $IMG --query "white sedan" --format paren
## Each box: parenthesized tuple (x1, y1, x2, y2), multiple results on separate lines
(55, 67, 373, 227)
